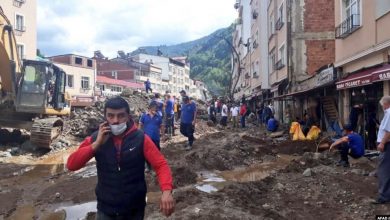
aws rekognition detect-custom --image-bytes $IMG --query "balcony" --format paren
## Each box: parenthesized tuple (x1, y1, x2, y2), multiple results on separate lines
(335, 14, 361, 39)
(275, 60, 285, 70)
(275, 18, 284, 30)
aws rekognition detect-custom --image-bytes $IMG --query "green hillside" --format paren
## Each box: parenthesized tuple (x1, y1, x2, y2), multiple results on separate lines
(131, 25, 233, 95)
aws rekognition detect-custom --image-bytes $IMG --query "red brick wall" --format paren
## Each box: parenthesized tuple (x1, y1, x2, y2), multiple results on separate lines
(97, 60, 136, 80)
(306, 40, 335, 75)
(304, 0, 335, 32)
(50, 56, 71, 65)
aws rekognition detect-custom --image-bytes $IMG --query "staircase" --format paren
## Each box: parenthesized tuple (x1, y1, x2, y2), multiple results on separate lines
(321, 96, 338, 121)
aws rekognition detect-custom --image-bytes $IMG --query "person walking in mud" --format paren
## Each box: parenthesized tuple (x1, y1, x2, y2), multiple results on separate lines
(67, 97, 174, 219)
(180, 95, 197, 150)
(139, 102, 164, 173)
(373, 96, 390, 204)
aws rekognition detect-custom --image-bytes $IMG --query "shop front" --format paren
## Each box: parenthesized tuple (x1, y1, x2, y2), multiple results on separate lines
(336, 64, 390, 149)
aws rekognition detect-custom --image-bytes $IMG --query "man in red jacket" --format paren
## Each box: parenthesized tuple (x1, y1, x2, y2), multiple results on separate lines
(67, 97, 174, 219)
(240, 102, 247, 128)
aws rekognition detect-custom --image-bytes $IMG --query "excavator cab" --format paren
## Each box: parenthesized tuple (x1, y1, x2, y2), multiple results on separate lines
(15, 60, 67, 114)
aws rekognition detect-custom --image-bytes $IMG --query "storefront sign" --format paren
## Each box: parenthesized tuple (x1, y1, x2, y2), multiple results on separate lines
(336, 77, 371, 90)
(371, 69, 390, 82)
(316, 67, 334, 87)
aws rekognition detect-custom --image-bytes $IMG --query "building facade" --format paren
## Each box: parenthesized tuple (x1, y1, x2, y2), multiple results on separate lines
(334, 0, 390, 125)
(48, 54, 96, 106)
(1, 0, 37, 60)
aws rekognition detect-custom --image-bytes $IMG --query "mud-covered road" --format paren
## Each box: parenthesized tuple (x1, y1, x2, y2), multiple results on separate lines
(1, 122, 390, 219)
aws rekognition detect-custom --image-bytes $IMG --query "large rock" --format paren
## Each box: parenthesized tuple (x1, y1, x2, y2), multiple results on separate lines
(303, 168, 312, 177)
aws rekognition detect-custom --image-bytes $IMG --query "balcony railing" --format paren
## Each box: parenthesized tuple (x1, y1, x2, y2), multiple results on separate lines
(335, 14, 361, 39)
(275, 60, 285, 70)
(275, 18, 284, 30)
(15, 26, 26, 32)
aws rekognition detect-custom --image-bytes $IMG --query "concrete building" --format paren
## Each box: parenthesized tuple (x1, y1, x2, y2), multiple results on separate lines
(334, 0, 390, 125)
(1, 0, 37, 60)
(94, 51, 165, 94)
(96, 75, 143, 97)
(48, 54, 96, 107)
(168, 57, 191, 97)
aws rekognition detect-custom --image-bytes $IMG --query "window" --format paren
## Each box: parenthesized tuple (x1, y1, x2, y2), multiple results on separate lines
(99, 84, 105, 91)
(15, 14, 25, 31)
(112, 71, 117, 79)
(336, 0, 361, 38)
(81, 76, 89, 89)
(279, 44, 285, 65)
(75, 57, 83, 65)
(87, 59, 93, 67)
(66, 75, 74, 88)
(269, 48, 276, 72)
(269, 12, 275, 37)
(16, 44, 24, 60)
(276, 3, 284, 30)
(111, 86, 122, 92)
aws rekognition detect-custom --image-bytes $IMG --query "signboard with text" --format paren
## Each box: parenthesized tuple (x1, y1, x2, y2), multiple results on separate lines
(336, 76, 371, 90)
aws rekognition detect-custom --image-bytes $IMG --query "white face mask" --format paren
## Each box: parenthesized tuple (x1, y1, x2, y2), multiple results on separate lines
(110, 122, 127, 136)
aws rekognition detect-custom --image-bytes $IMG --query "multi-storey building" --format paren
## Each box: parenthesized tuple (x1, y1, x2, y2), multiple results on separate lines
(1, 0, 37, 60)
(48, 54, 97, 107)
(334, 0, 390, 124)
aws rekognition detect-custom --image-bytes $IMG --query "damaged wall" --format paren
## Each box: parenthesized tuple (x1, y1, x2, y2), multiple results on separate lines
(289, 0, 335, 88)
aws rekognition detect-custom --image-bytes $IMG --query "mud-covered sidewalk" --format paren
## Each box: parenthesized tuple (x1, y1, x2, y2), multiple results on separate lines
(1, 122, 390, 219)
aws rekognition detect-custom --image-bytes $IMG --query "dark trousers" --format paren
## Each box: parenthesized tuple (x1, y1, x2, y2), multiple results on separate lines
(378, 143, 390, 201)
(145, 87, 152, 93)
(96, 208, 145, 220)
(146, 139, 160, 170)
(339, 142, 361, 163)
(209, 114, 216, 124)
(240, 116, 246, 128)
(220, 116, 228, 126)
(165, 113, 175, 135)
(180, 123, 195, 146)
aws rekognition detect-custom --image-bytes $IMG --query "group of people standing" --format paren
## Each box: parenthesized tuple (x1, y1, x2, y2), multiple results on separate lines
(207, 99, 249, 129)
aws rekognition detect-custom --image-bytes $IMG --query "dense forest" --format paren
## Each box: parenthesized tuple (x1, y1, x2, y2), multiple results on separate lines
(131, 25, 233, 95)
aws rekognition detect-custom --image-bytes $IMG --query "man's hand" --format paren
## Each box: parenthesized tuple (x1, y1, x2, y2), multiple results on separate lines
(160, 190, 174, 217)
(329, 144, 334, 152)
(378, 143, 385, 152)
(192, 121, 196, 126)
(92, 122, 111, 151)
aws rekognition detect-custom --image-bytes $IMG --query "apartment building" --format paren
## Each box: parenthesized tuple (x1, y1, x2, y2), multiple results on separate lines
(334, 0, 390, 123)
(96, 75, 143, 97)
(168, 58, 191, 98)
(48, 54, 96, 106)
(231, 0, 269, 108)
(1, 0, 37, 60)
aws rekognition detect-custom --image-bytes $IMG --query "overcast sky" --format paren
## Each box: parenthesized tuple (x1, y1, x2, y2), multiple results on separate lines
(37, 0, 236, 58)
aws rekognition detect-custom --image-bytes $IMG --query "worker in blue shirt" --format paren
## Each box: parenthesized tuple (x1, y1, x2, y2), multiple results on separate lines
(139, 102, 165, 172)
(267, 116, 279, 132)
(165, 93, 175, 137)
(329, 124, 364, 167)
(144, 78, 152, 93)
(180, 96, 197, 150)
(150, 93, 164, 117)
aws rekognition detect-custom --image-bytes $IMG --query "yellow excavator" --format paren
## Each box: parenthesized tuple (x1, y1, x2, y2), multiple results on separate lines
(0, 8, 70, 149)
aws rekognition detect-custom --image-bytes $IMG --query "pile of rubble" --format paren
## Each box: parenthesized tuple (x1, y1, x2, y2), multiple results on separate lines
(65, 89, 150, 138)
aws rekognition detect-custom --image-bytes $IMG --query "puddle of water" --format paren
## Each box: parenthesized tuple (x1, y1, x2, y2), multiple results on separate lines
(72, 164, 97, 178)
(196, 184, 218, 193)
(55, 201, 97, 220)
(221, 154, 300, 182)
(198, 171, 226, 183)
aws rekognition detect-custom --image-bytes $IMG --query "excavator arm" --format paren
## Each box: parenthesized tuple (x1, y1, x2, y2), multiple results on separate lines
(0, 8, 21, 97)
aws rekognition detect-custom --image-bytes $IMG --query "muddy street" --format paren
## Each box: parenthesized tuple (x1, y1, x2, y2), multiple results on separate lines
(0, 122, 390, 219)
